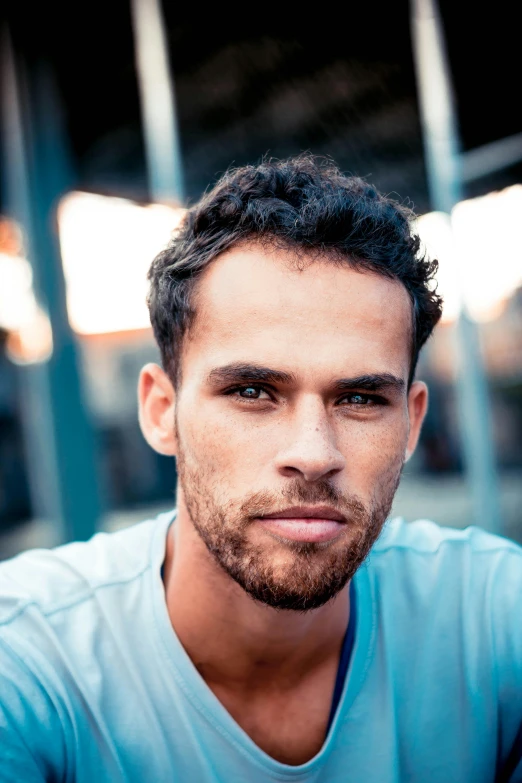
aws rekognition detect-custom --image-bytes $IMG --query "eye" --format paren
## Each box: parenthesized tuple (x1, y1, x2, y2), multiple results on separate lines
(228, 385, 272, 401)
(349, 393, 370, 405)
(339, 392, 378, 406)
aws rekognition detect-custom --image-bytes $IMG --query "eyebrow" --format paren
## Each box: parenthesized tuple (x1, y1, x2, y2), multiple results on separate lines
(207, 364, 405, 394)
(335, 374, 406, 395)
(207, 363, 298, 386)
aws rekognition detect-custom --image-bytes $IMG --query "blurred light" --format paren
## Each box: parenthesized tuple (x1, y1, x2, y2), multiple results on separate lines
(58, 192, 186, 335)
(6, 188, 521, 342)
(452, 186, 522, 321)
(416, 185, 522, 323)
(0, 252, 37, 332)
(415, 211, 461, 323)
(6, 306, 53, 365)
(0, 217, 53, 364)
(0, 252, 54, 364)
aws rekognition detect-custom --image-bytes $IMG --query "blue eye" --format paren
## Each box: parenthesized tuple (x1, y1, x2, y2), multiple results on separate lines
(339, 393, 379, 406)
(239, 386, 262, 399)
(350, 394, 369, 405)
(227, 385, 272, 401)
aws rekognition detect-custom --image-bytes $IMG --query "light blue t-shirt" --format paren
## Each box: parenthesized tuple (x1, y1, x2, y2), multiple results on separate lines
(1, 511, 521, 782)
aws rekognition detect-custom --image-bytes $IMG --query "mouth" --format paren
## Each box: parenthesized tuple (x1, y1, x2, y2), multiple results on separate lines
(255, 505, 347, 544)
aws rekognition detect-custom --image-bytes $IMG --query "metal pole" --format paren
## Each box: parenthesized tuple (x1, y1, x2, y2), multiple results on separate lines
(130, 0, 185, 204)
(1, 31, 62, 527)
(1, 32, 102, 543)
(461, 132, 522, 183)
(410, 0, 502, 532)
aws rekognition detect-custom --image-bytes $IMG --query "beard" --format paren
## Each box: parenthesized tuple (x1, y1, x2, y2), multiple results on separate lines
(176, 439, 403, 612)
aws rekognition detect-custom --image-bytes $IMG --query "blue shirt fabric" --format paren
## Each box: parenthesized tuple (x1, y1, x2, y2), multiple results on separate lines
(1, 510, 522, 782)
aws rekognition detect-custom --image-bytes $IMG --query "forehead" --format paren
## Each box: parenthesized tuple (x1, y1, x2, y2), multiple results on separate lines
(184, 245, 413, 382)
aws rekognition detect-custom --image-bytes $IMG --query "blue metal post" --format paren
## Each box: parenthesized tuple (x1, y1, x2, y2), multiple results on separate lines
(1, 34, 102, 542)
(130, 0, 185, 204)
(410, 0, 502, 532)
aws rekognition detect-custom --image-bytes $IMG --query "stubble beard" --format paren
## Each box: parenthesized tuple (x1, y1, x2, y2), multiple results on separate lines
(176, 441, 403, 612)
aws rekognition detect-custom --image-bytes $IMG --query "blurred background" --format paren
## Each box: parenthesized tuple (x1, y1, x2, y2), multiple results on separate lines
(0, 1, 520, 560)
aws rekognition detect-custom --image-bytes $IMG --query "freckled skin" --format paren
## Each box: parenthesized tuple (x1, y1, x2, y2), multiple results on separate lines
(138, 245, 428, 765)
(177, 248, 414, 566)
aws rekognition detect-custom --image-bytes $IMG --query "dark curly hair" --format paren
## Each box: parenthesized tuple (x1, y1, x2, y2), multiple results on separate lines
(147, 155, 442, 386)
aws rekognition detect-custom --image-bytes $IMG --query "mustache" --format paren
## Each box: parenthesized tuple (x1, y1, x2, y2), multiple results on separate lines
(236, 479, 368, 523)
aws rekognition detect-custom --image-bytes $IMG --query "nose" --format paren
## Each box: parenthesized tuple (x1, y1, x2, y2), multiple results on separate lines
(274, 396, 346, 483)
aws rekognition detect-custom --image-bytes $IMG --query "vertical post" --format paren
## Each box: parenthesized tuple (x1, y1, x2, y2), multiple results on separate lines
(410, 0, 502, 532)
(1, 31, 102, 543)
(1, 31, 61, 528)
(130, 0, 185, 204)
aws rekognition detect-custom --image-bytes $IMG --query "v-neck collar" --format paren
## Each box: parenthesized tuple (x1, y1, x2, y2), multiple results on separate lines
(149, 511, 377, 779)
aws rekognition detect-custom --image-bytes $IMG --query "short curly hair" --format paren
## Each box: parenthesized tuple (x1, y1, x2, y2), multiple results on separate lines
(147, 155, 442, 386)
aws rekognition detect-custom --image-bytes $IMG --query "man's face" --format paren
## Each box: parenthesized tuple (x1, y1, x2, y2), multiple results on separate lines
(156, 245, 426, 610)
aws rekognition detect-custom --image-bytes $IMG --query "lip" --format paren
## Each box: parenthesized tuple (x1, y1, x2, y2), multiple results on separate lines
(256, 505, 346, 543)
(260, 505, 347, 523)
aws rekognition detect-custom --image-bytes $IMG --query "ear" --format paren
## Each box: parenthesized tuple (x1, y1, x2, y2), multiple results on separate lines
(404, 381, 428, 462)
(138, 363, 177, 456)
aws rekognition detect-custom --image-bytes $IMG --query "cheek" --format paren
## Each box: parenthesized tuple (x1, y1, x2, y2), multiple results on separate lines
(339, 416, 408, 485)
(179, 399, 272, 479)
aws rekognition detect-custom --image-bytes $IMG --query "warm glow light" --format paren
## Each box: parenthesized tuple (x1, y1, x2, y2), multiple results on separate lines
(452, 186, 522, 321)
(6, 307, 53, 365)
(0, 252, 53, 363)
(58, 192, 186, 334)
(415, 212, 461, 323)
(0, 252, 37, 331)
(416, 185, 522, 323)
(4, 188, 520, 342)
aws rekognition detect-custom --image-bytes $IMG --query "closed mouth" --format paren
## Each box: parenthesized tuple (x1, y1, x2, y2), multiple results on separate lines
(258, 505, 347, 523)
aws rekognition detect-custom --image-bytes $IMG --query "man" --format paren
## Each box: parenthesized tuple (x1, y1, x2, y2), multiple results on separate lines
(1, 156, 521, 782)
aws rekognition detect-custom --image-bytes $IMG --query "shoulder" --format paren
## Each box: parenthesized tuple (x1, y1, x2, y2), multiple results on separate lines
(374, 515, 522, 558)
(370, 515, 522, 590)
(0, 510, 174, 779)
(0, 509, 174, 628)
(368, 517, 522, 654)
(371, 516, 522, 579)
(362, 519, 522, 774)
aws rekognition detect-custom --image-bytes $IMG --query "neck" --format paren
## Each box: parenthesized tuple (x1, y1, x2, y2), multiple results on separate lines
(163, 503, 350, 690)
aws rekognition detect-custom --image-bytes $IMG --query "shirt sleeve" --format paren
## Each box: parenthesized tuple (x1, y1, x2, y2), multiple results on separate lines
(0, 633, 68, 782)
(490, 548, 522, 782)
(499, 727, 522, 783)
